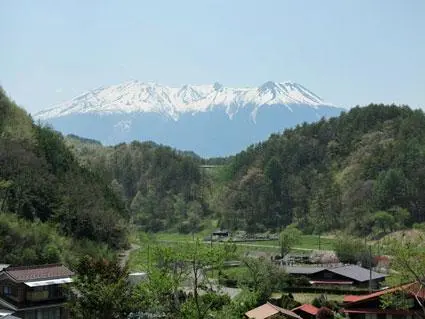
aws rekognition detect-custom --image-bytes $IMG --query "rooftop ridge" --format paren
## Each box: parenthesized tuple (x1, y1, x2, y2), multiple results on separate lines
(5, 263, 64, 271)
(3, 264, 74, 282)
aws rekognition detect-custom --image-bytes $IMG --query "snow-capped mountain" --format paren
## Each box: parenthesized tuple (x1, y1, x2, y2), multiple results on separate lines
(34, 81, 345, 157)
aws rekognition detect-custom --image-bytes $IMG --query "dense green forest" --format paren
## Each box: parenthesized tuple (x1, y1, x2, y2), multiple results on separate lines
(66, 103, 425, 238)
(217, 104, 425, 235)
(4, 81, 425, 268)
(0, 88, 129, 265)
(66, 135, 209, 233)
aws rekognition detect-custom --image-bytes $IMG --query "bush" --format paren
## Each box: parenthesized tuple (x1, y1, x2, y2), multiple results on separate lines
(333, 235, 370, 266)
(312, 295, 340, 311)
(317, 307, 335, 319)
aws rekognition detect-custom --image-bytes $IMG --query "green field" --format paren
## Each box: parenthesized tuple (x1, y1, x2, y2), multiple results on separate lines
(291, 293, 344, 304)
(128, 230, 337, 271)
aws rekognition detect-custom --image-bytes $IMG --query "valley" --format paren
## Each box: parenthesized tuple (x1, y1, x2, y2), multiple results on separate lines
(2, 87, 425, 318)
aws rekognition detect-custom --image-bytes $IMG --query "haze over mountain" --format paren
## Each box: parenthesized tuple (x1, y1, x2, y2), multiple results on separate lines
(35, 80, 345, 157)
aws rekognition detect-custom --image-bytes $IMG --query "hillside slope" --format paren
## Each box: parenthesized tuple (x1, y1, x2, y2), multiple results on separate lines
(0, 87, 129, 265)
(217, 104, 425, 235)
(65, 135, 208, 233)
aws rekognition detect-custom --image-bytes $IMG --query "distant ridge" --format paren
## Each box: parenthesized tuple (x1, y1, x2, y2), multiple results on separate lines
(34, 80, 345, 157)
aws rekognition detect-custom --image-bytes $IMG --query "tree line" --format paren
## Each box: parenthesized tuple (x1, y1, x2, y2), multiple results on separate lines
(0, 87, 129, 265)
(66, 135, 209, 233)
(67, 103, 425, 238)
(215, 104, 425, 236)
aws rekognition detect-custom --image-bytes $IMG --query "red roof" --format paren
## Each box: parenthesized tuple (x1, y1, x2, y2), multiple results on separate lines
(343, 295, 361, 303)
(344, 282, 425, 306)
(343, 308, 421, 316)
(292, 304, 319, 315)
(3, 264, 74, 282)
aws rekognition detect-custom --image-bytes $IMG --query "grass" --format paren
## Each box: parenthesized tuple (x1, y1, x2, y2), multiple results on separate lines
(295, 235, 336, 251)
(292, 293, 345, 304)
(128, 229, 338, 271)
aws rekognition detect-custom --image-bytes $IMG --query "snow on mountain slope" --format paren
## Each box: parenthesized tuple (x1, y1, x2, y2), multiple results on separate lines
(34, 81, 337, 121)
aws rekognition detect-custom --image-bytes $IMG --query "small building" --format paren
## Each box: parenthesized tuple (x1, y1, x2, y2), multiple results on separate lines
(0, 264, 74, 319)
(245, 302, 302, 319)
(212, 229, 230, 238)
(285, 265, 386, 289)
(128, 272, 148, 286)
(342, 281, 425, 318)
(291, 304, 319, 319)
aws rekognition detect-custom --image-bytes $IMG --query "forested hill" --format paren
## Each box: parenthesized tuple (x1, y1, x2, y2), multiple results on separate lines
(65, 136, 208, 233)
(218, 104, 425, 235)
(0, 88, 129, 265)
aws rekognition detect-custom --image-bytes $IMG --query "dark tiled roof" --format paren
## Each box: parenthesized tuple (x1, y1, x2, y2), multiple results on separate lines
(328, 265, 386, 282)
(3, 264, 74, 282)
(284, 266, 325, 275)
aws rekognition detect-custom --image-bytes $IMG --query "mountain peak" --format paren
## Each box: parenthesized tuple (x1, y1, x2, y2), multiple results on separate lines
(34, 80, 337, 120)
(213, 82, 223, 91)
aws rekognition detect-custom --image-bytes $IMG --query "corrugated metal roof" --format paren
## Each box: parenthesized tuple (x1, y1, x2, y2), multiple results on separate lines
(328, 265, 386, 282)
(284, 266, 325, 275)
(344, 282, 425, 305)
(343, 295, 361, 302)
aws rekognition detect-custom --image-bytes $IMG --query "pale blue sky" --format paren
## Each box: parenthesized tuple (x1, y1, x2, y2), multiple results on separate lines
(1, 0, 424, 113)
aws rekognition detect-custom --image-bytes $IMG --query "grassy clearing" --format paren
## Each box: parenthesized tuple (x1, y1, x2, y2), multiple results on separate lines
(128, 230, 337, 271)
(292, 293, 345, 304)
(295, 235, 336, 251)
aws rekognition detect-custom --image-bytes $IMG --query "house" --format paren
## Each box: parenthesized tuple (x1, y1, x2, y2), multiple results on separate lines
(342, 282, 425, 318)
(285, 265, 386, 289)
(291, 304, 319, 319)
(245, 302, 302, 319)
(0, 264, 74, 319)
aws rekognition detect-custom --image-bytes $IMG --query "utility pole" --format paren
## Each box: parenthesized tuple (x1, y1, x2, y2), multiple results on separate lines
(368, 245, 373, 293)
(319, 233, 321, 250)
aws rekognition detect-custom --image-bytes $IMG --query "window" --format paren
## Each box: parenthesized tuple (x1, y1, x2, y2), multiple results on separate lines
(3, 286, 12, 296)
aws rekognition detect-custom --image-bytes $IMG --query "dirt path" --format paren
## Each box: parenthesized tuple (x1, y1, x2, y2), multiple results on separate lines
(119, 243, 140, 268)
